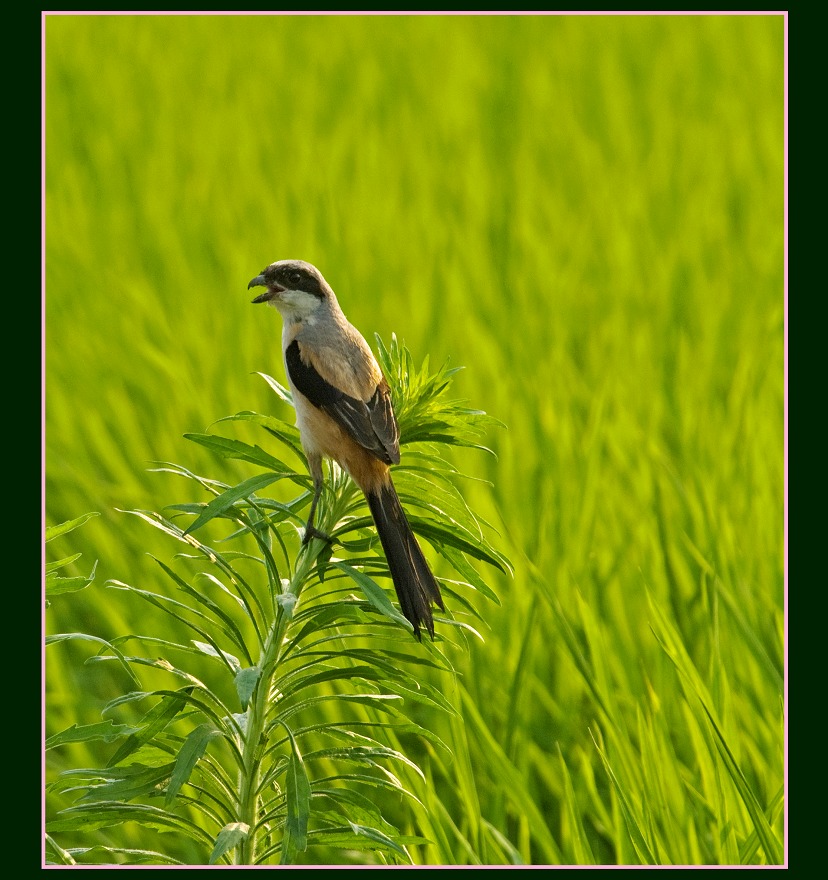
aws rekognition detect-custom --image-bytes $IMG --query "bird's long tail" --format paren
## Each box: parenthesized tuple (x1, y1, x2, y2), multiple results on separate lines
(365, 480, 444, 640)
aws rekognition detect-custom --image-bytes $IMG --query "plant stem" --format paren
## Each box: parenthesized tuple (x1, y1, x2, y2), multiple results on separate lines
(233, 540, 323, 865)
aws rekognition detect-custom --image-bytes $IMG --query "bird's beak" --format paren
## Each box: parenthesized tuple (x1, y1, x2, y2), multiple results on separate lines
(248, 274, 284, 303)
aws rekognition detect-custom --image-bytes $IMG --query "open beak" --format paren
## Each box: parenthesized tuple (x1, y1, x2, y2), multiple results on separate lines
(249, 274, 284, 303)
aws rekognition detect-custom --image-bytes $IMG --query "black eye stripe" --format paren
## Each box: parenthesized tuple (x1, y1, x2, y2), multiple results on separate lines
(270, 266, 325, 299)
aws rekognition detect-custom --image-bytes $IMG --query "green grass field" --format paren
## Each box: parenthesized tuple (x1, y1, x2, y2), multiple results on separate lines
(45, 13, 785, 866)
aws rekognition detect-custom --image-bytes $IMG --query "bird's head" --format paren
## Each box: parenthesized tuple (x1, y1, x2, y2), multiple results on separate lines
(249, 260, 332, 321)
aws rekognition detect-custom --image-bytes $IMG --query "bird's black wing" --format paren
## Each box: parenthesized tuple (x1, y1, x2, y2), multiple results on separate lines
(286, 340, 400, 465)
(367, 376, 400, 464)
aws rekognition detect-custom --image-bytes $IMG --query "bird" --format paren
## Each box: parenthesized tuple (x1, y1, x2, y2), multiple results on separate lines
(249, 259, 444, 639)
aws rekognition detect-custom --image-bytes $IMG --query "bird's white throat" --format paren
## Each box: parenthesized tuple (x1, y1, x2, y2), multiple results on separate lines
(270, 289, 323, 324)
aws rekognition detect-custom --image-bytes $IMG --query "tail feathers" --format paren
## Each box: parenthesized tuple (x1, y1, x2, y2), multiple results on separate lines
(366, 481, 444, 640)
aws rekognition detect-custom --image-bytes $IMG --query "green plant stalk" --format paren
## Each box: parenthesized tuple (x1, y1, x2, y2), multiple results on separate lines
(234, 537, 325, 865)
(234, 464, 378, 864)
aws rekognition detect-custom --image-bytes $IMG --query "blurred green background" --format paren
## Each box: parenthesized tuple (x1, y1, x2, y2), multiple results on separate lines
(45, 13, 784, 865)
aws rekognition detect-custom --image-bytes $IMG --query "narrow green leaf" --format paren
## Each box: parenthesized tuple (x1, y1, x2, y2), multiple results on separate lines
(412, 519, 512, 574)
(277, 664, 383, 699)
(739, 783, 784, 863)
(435, 616, 485, 641)
(347, 821, 412, 859)
(78, 763, 175, 803)
(150, 557, 254, 663)
(45, 512, 100, 542)
(700, 702, 784, 865)
(185, 432, 295, 474)
(647, 593, 784, 864)
(235, 666, 260, 710)
(209, 823, 250, 865)
(256, 371, 294, 405)
(47, 720, 139, 750)
(591, 732, 656, 864)
(107, 688, 194, 768)
(215, 410, 303, 453)
(117, 509, 269, 645)
(384, 679, 458, 717)
(557, 745, 596, 865)
(713, 575, 784, 694)
(49, 803, 214, 844)
(281, 725, 311, 863)
(458, 685, 563, 864)
(300, 827, 416, 860)
(316, 540, 334, 582)
(314, 786, 386, 826)
(46, 561, 98, 597)
(45, 632, 140, 687)
(192, 640, 242, 673)
(165, 723, 223, 806)
(436, 545, 500, 604)
(101, 690, 155, 714)
(146, 460, 228, 489)
(116, 508, 193, 545)
(335, 562, 413, 632)
(482, 819, 525, 865)
(96, 687, 244, 770)
(50, 845, 184, 866)
(106, 579, 253, 666)
(45, 834, 76, 865)
(46, 552, 82, 573)
(305, 745, 425, 781)
(184, 472, 282, 535)
(193, 572, 250, 613)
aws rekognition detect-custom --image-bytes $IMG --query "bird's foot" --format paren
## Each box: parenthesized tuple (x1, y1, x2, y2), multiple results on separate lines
(302, 525, 332, 546)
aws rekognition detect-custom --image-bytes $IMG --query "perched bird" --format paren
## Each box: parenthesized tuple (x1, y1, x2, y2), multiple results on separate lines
(249, 259, 444, 639)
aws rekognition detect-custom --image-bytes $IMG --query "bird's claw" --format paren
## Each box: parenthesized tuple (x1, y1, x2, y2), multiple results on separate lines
(302, 526, 332, 546)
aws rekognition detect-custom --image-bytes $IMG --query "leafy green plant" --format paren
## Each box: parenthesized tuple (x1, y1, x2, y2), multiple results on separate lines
(45, 14, 784, 866)
(46, 336, 508, 866)
(46, 513, 100, 606)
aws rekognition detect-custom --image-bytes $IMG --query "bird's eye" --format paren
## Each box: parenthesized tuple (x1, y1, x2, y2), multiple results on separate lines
(290, 271, 302, 286)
